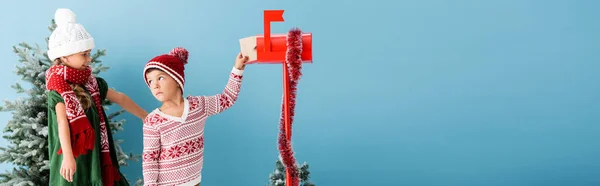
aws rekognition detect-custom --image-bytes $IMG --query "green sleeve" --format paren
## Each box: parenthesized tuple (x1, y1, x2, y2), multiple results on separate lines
(47, 90, 64, 110)
(96, 77, 109, 101)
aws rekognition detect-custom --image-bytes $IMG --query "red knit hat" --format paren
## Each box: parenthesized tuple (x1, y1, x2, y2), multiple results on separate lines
(143, 47, 189, 92)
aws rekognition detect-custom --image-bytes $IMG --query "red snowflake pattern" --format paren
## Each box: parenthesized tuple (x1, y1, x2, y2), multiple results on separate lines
(158, 136, 204, 161)
(219, 95, 231, 108)
(145, 113, 169, 125)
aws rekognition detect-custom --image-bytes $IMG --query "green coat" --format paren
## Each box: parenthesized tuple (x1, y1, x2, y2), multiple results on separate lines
(47, 77, 129, 186)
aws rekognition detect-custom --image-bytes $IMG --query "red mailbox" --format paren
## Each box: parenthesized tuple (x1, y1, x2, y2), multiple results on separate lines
(239, 10, 312, 64)
(238, 10, 313, 186)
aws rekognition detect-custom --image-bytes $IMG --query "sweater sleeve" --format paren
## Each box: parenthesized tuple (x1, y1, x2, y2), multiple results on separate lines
(142, 117, 161, 186)
(196, 66, 243, 116)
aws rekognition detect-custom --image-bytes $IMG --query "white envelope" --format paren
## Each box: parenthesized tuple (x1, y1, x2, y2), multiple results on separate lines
(239, 36, 258, 62)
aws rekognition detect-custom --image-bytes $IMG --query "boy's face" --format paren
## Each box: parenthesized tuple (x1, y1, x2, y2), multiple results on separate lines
(145, 69, 182, 102)
(61, 50, 92, 70)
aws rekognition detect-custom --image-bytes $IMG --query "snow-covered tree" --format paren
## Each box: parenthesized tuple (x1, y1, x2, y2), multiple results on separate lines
(267, 159, 315, 186)
(0, 19, 142, 186)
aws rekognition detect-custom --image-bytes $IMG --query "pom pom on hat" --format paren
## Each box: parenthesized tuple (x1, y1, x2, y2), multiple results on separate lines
(143, 47, 190, 93)
(47, 8, 95, 61)
(54, 8, 77, 27)
(170, 47, 189, 64)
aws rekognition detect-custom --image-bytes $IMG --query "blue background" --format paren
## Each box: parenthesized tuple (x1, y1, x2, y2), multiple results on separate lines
(1, 0, 599, 185)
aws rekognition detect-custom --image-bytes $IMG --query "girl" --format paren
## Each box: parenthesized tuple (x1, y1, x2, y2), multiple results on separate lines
(141, 47, 248, 185)
(45, 8, 147, 185)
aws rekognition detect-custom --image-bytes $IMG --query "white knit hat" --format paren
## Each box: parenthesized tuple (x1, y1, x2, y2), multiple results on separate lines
(47, 8, 95, 61)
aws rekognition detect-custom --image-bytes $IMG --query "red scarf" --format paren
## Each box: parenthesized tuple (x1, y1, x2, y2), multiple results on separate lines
(46, 65, 120, 185)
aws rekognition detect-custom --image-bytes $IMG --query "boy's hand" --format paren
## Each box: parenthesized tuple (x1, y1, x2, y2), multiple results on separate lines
(235, 52, 250, 70)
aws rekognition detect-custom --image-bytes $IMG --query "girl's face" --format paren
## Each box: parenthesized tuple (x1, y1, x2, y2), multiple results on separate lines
(145, 69, 182, 102)
(61, 50, 92, 70)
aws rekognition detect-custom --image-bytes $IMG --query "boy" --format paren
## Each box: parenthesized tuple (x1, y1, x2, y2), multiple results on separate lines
(141, 47, 249, 186)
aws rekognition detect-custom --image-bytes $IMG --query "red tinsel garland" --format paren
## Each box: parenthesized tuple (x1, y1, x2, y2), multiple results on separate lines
(278, 27, 303, 186)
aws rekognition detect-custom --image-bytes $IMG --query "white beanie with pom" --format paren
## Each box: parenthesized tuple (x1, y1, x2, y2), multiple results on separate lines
(47, 8, 95, 61)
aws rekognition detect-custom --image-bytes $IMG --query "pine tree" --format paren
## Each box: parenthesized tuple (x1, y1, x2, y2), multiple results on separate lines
(267, 159, 315, 186)
(0, 19, 142, 186)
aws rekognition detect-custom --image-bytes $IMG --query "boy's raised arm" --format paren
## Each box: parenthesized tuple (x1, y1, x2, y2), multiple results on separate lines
(197, 67, 243, 116)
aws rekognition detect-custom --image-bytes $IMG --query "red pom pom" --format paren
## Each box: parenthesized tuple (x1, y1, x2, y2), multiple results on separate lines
(169, 47, 189, 65)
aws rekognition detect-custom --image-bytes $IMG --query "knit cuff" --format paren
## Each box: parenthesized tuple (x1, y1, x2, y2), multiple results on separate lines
(232, 66, 244, 76)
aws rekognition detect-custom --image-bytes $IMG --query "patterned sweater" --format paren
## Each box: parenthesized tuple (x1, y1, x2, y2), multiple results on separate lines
(142, 67, 243, 186)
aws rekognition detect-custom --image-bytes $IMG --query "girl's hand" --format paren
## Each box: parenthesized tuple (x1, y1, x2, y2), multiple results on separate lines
(60, 155, 76, 182)
(235, 52, 250, 70)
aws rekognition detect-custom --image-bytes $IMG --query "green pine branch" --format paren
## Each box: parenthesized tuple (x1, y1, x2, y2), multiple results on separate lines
(267, 159, 315, 186)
